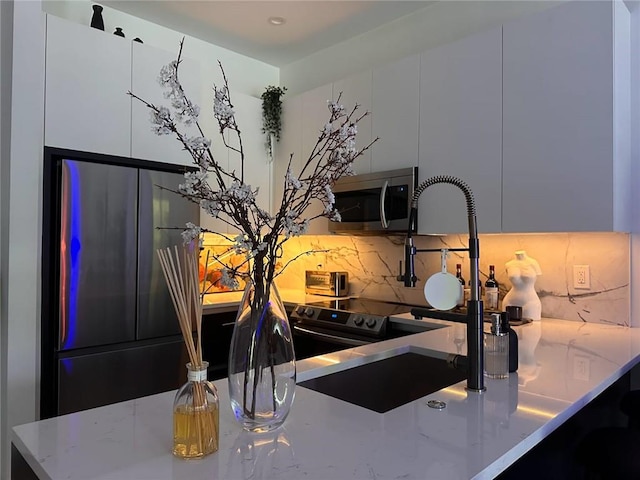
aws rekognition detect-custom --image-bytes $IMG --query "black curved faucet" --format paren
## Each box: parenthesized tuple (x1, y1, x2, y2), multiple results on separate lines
(399, 176, 485, 393)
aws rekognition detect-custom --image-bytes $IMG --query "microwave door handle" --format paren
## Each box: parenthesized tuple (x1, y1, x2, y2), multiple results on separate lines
(380, 180, 389, 229)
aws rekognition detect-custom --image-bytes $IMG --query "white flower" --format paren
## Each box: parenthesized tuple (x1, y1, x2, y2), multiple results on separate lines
(219, 268, 240, 290)
(213, 85, 234, 123)
(150, 107, 173, 135)
(323, 184, 335, 204)
(181, 222, 202, 244)
(225, 180, 256, 205)
(185, 136, 211, 153)
(283, 210, 309, 238)
(328, 100, 344, 115)
(200, 199, 220, 218)
(179, 170, 208, 195)
(285, 167, 302, 190)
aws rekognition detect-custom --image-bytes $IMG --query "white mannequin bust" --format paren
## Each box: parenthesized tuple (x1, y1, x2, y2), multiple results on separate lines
(502, 250, 542, 320)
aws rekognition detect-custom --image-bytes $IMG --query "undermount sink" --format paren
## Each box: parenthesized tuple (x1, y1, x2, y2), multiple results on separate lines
(298, 348, 467, 413)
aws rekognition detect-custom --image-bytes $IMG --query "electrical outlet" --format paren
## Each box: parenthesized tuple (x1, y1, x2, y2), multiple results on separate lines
(573, 355, 591, 381)
(573, 265, 591, 289)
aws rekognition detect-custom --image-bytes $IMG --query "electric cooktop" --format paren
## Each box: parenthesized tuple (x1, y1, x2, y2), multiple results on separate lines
(305, 298, 414, 317)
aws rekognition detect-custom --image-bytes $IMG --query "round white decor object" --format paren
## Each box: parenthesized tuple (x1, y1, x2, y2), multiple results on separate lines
(424, 272, 461, 311)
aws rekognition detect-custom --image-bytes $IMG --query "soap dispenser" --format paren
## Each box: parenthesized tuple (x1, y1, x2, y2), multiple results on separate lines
(485, 313, 509, 379)
(501, 311, 519, 373)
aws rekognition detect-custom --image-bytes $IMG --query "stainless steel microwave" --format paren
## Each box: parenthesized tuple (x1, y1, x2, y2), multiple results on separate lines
(328, 167, 418, 234)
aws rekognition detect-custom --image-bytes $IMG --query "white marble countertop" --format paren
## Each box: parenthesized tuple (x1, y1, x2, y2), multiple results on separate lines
(13, 316, 640, 480)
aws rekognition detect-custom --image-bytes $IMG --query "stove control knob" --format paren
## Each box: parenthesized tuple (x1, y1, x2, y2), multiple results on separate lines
(295, 306, 305, 315)
(353, 316, 364, 327)
(365, 318, 377, 328)
(304, 307, 315, 317)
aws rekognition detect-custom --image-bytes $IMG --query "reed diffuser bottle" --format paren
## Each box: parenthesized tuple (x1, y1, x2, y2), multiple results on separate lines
(173, 361, 219, 459)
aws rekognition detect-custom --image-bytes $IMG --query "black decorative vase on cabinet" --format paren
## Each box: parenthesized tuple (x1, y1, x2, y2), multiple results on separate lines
(113, 27, 125, 37)
(90, 5, 104, 31)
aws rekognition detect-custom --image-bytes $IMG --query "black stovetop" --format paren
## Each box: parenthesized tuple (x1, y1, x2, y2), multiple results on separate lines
(306, 298, 413, 317)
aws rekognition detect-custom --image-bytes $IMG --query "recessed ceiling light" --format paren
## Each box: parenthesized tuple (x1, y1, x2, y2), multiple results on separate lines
(268, 16, 286, 26)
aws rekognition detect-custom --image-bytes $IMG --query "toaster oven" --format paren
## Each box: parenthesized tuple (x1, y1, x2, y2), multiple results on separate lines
(304, 270, 349, 297)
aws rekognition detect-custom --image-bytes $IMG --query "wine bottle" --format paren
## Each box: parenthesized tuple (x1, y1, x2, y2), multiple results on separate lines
(484, 264, 499, 311)
(455, 264, 465, 308)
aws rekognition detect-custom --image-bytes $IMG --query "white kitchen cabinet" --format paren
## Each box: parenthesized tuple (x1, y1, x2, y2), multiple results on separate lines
(45, 14, 131, 157)
(333, 70, 373, 175)
(131, 42, 202, 167)
(227, 92, 272, 233)
(502, 1, 631, 232)
(198, 92, 230, 236)
(417, 27, 502, 235)
(371, 54, 420, 173)
(301, 83, 334, 235)
(273, 94, 303, 222)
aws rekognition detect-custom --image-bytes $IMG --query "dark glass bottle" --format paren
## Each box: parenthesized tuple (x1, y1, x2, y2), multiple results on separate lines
(484, 264, 499, 311)
(501, 312, 519, 373)
(455, 264, 465, 308)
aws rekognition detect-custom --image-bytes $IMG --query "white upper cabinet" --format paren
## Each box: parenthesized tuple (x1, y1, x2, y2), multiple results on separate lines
(45, 15, 131, 157)
(333, 70, 373, 175)
(197, 66, 230, 235)
(418, 27, 502, 235)
(273, 94, 303, 222)
(301, 83, 334, 235)
(227, 93, 272, 231)
(502, 1, 631, 232)
(131, 42, 201, 167)
(371, 54, 420, 173)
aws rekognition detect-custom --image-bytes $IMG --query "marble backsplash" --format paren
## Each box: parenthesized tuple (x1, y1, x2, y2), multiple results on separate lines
(272, 232, 630, 326)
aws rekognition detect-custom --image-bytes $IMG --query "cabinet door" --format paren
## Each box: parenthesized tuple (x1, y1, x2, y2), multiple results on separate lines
(502, 1, 626, 232)
(273, 94, 303, 222)
(45, 15, 131, 157)
(301, 83, 334, 235)
(137, 170, 199, 340)
(334, 70, 373, 174)
(131, 42, 201, 167)
(371, 54, 420, 172)
(418, 27, 502, 234)
(228, 93, 272, 226)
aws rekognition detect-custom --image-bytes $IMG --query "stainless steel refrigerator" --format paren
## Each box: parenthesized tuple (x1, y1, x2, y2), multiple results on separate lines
(41, 148, 199, 418)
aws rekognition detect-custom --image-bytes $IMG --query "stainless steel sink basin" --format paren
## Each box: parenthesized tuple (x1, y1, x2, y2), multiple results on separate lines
(298, 348, 466, 413)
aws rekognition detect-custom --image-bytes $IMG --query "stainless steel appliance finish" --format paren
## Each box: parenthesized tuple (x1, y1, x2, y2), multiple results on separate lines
(304, 270, 349, 297)
(41, 148, 199, 418)
(328, 167, 418, 234)
(137, 169, 194, 339)
(291, 298, 415, 355)
(58, 160, 138, 350)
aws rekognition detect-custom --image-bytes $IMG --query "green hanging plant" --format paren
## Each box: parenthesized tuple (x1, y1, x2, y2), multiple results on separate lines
(261, 85, 287, 159)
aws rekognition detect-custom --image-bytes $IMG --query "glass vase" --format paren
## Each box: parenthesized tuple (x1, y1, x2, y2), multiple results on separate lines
(172, 361, 219, 459)
(228, 280, 296, 432)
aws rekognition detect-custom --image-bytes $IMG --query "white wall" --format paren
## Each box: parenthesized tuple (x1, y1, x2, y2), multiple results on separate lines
(0, 0, 13, 475)
(629, 1, 640, 328)
(281, 0, 562, 94)
(2, 2, 45, 478)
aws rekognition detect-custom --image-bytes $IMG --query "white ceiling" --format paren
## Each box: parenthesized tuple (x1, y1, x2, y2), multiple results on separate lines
(102, 1, 435, 67)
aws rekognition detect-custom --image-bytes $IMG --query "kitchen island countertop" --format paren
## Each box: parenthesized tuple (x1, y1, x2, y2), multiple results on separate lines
(13, 316, 640, 479)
